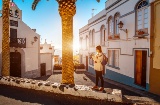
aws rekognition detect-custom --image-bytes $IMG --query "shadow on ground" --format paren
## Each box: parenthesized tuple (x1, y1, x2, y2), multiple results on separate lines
(34, 70, 160, 104)
(0, 84, 131, 105)
(34, 75, 51, 81)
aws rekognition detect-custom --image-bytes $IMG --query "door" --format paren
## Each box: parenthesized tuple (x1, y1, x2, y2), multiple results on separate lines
(135, 50, 147, 87)
(86, 56, 88, 70)
(40, 63, 46, 76)
(10, 28, 17, 38)
(10, 52, 21, 77)
(10, 28, 17, 46)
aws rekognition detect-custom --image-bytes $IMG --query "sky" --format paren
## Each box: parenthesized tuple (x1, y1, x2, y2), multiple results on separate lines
(0, 0, 106, 51)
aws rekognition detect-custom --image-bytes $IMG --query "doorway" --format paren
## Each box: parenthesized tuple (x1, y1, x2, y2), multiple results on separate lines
(40, 63, 46, 76)
(86, 56, 88, 70)
(10, 52, 21, 77)
(135, 50, 147, 87)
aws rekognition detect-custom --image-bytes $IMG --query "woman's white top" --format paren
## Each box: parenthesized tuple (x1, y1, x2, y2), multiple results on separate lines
(92, 52, 103, 71)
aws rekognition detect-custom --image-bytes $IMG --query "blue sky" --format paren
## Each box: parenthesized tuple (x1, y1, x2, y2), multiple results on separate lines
(0, 0, 106, 51)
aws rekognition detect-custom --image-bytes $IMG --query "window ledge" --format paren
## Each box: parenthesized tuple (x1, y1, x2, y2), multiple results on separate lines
(101, 45, 106, 47)
(134, 34, 149, 38)
(89, 46, 95, 47)
(107, 65, 120, 70)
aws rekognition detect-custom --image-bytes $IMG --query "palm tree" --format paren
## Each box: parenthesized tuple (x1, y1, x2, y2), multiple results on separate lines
(2, 0, 10, 76)
(32, 0, 100, 84)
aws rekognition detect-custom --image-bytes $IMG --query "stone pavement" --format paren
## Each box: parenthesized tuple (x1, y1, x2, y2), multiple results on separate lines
(0, 75, 123, 105)
(0, 84, 128, 105)
(0, 70, 160, 105)
(36, 71, 160, 105)
(0, 95, 40, 105)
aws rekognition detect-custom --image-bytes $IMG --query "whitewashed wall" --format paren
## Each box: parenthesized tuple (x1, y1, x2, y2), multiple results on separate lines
(40, 53, 52, 76)
(79, 0, 151, 87)
(0, 3, 40, 78)
(105, 0, 150, 83)
(40, 43, 54, 54)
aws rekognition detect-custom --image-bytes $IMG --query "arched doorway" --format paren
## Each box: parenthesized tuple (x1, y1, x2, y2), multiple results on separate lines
(10, 52, 21, 77)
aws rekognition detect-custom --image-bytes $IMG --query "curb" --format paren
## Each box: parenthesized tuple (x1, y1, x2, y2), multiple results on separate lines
(85, 71, 160, 104)
(0, 76, 122, 103)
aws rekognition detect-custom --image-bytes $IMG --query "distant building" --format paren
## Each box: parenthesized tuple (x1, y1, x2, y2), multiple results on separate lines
(53, 49, 62, 65)
(40, 40, 54, 76)
(79, 0, 160, 95)
(0, 2, 40, 78)
(53, 55, 60, 65)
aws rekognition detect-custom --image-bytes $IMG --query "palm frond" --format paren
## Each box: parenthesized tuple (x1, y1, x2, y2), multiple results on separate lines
(32, 0, 41, 10)
(96, 0, 100, 3)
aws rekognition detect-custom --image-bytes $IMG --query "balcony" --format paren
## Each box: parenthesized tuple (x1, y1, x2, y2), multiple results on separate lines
(10, 38, 26, 48)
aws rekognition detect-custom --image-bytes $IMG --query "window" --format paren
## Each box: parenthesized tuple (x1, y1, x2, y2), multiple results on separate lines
(92, 29, 95, 46)
(89, 53, 94, 66)
(79, 37, 83, 49)
(86, 36, 88, 50)
(108, 16, 113, 36)
(80, 54, 83, 64)
(10, 28, 17, 38)
(15, 10, 19, 18)
(100, 25, 105, 46)
(136, 1, 148, 33)
(114, 13, 120, 35)
(89, 31, 92, 47)
(10, 20, 18, 27)
(108, 50, 119, 68)
(89, 29, 95, 47)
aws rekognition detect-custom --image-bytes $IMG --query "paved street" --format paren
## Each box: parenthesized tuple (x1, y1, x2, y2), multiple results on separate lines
(0, 71, 160, 105)
(36, 71, 160, 103)
(0, 84, 130, 105)
(0, 84, 60, 105)
(35, 71, 142, 96)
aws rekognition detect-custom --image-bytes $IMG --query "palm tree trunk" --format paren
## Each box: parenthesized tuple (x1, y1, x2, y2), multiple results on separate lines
(57, 0, 76, 84)
(2, 0, 10, 76)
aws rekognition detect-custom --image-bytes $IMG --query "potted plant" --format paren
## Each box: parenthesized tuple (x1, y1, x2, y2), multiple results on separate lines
(136, 30, 145, 35)
(114, 34, 120, 39)
(108, 36, 112, 39)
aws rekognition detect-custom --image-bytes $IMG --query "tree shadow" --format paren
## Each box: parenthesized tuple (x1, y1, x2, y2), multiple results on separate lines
(83, 72, 141, 96)
(34, 75, 51, 81)
(0, 84, 61, 105)
(0, 84, 131, 105)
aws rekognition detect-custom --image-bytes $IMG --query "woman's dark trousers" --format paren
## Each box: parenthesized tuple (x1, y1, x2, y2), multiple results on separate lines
(95, 70, 104, 87)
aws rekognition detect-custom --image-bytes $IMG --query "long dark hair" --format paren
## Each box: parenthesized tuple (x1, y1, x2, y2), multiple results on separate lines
(96, 45, 102, 53)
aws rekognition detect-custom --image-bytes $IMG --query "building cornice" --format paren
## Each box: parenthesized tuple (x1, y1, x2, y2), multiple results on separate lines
(89, 18, 106, 29)
(106, 0, 129, 14)
(88, 14, 106, 26)
(105, 0, 122, 10)
(79, 28, 89, 34)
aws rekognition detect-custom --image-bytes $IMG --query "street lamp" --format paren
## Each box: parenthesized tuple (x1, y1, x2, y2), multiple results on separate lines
(118, 21, 128, 33)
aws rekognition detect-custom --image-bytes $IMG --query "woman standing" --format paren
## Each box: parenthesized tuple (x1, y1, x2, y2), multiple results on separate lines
(90, 45, 104, 91)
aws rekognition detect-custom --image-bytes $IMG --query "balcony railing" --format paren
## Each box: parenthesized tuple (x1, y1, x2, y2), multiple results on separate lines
(10, 38, 26, 48)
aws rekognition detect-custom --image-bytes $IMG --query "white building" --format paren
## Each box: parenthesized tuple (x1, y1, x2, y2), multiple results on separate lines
(40, 40, 54, 76)
(79, 0, 155, 92)
(53, 49, 62, 65)
(0, 2, 40, 78)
